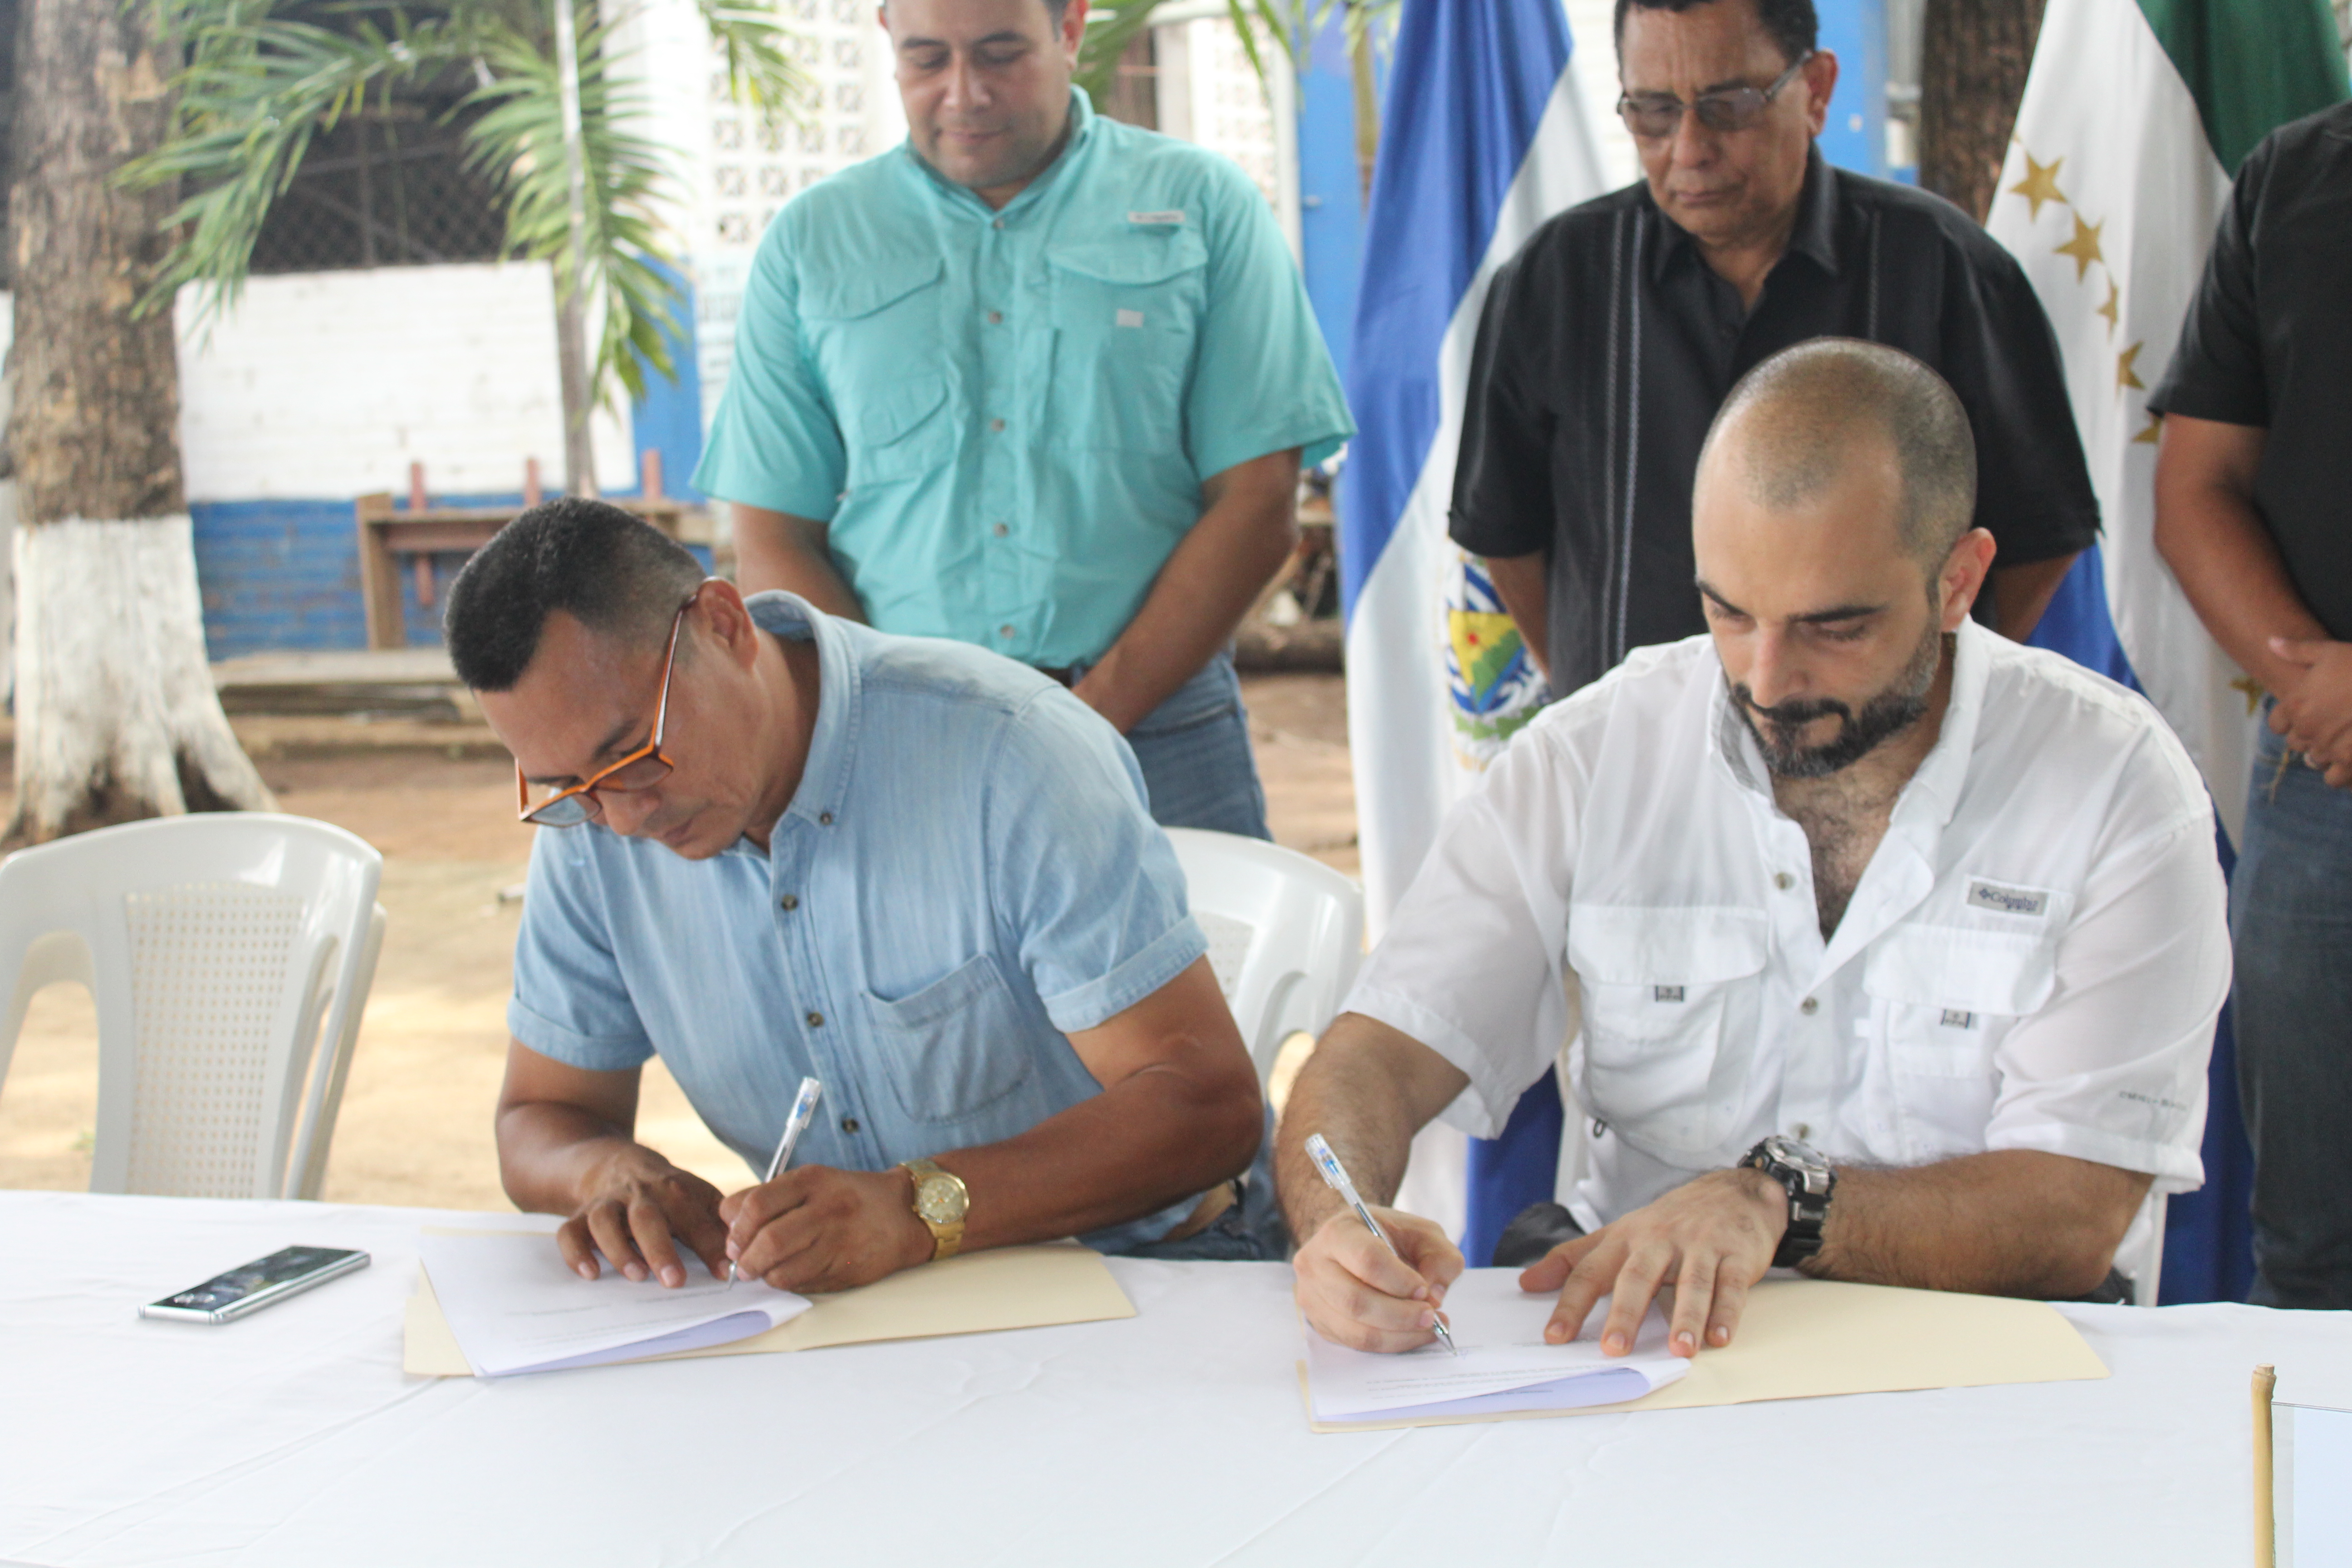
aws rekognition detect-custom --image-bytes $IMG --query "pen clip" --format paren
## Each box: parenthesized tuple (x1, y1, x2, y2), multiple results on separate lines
(1304, 1133, 1346, 1191)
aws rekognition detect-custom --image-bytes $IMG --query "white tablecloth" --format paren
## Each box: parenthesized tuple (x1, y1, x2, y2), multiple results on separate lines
(4, 1191, 2347, 1567)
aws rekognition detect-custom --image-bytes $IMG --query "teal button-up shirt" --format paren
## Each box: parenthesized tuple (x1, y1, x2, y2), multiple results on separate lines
(694, 90, 1354, 669)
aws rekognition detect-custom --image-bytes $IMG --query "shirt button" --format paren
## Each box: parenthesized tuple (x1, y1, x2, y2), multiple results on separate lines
(1800, 996, 1819, 1016)
(779, 894, 799, 911)
(999, 625, 1015, 638)
(818, 811, 834, 826)
(841, 1116, 861, 1134)
(986, 310, 1002, 324)
(990, 417, 1006, 432)
(992, 217, 1004, 229)
(992, 522, 1009, 537)
(1774, 872, 1794, 892)
(1794, 1122, 1813, 1141)
(806, 1011, 824, 1028)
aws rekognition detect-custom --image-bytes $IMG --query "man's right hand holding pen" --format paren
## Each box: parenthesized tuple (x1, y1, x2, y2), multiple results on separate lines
(1293, 1199, 1466, 1355)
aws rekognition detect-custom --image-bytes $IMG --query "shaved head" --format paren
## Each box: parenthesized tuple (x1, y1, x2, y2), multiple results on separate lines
(1703, 338, 1977, 573)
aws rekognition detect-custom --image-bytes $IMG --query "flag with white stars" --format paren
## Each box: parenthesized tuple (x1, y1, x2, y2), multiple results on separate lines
(1988, 0, 2346, 843)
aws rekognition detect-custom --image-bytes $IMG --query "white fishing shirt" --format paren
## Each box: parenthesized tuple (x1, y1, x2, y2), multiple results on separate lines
(1348, 619, 2228, 1230)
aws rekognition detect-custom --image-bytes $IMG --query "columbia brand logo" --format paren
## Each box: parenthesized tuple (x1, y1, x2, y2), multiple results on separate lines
(1127, 210, 1186, 225)
(1653, 985, 1686, 1003)
(1965, 878, 2050, 917)
(1941, 1009, 1977, 1029)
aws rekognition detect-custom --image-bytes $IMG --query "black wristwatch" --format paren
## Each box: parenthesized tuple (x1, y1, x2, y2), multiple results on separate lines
(1741, 1134, 1836, 1269)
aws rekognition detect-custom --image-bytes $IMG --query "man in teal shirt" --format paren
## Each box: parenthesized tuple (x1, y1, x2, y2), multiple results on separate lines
(694, 0, 1353, 837)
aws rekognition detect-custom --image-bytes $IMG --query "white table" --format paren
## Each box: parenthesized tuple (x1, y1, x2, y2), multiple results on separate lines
(4, 1192, 2346, 1567)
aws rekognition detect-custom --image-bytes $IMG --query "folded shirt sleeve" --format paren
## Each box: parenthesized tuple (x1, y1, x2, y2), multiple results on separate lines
(2149, 141, 2271, 427)
(985, 690, 1209, 1037)
(691, 215, 852, 520)
(506, 828, 657, 1072)
(1982, 796, 2229, 1193)
(1343, 730, 1581, 1139)
(1185, 157, 1357, 480)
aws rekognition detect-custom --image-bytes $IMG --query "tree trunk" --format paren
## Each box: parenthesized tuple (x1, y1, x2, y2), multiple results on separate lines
(1918, 0, 2047, 222)
(554, 284, 598, 498)
(551, 0, 598, 497)
(4, 0, 273, 846)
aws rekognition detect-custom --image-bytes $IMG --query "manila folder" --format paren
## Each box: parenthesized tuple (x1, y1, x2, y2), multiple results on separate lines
(406, 1239, 1134, 1377)
(1307, 1277, 2108, 1432)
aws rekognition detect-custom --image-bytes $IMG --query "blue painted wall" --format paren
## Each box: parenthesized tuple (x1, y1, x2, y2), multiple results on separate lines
(629, 258, 709, 503)
(191, 494, 710, 661)
(1815, 0, 1888, 177)
(1296, 14, 1369, 391)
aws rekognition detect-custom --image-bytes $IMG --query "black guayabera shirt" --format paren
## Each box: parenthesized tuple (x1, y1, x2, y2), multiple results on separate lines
(2151, 101, 2352, 641)
(1451, 148, 2101, 701)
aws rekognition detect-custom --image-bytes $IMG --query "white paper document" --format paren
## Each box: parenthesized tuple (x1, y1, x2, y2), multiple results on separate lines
(415, 1232, 813, 1378)
(2276, 1373, 2352, 1568)
(1303, 1269, 1691, 1422)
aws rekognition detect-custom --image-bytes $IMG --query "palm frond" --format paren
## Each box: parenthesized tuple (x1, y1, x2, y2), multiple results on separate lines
(1076, 0, 1397, 103)
(459, 7, 681, 408)
(127, 0, 810, 412)
(695, 0, 813, 125)
(121, 2, 477, 318)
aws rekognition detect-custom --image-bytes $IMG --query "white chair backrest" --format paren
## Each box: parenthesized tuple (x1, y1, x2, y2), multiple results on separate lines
(2121, 1190, 2168, 1308)
(0, 814, 385, 1201)
(1164, 828, 1364, 1086)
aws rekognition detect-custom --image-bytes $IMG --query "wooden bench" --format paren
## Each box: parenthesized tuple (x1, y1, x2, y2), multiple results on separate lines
(354, 457, 701, 649)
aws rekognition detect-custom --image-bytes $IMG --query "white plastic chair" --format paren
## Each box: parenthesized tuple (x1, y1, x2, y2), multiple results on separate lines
(0, 814, 386, 1201)
(2121, 1191, 2168, 1308)
(1164, 828, 1364, 1086)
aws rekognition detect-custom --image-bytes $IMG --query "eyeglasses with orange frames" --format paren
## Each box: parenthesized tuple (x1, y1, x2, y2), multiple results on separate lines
(515, 585, 708, 828)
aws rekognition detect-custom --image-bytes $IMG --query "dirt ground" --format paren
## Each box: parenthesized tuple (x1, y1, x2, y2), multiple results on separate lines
(0, 674, 1354, 1212)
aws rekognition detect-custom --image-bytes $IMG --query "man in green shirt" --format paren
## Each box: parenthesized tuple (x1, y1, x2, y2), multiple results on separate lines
(696, 0, 1354, 837)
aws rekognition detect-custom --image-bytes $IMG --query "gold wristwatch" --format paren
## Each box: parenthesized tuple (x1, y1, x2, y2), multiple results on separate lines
(902, 1157, 969, 1262)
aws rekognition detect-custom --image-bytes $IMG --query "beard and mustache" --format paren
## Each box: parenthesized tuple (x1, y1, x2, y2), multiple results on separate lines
(1730, 621, 1949, 780)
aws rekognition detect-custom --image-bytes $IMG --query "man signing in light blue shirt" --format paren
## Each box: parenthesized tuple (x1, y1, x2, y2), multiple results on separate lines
(444, 500, 1274, 1291)
(695, 0, 1354, 840)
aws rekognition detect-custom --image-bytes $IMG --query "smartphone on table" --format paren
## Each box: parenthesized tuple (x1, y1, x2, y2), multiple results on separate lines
(140, 1245, 371, 1323)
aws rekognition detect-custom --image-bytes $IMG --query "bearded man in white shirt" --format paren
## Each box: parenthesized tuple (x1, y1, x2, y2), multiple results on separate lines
(1282, 338, 2228, 1360)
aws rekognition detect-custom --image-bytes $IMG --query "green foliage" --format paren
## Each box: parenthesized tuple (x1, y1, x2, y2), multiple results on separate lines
(458, 7, 681, 405)
(1074, 0, 1396, 103)
(122, 0, 811, 412)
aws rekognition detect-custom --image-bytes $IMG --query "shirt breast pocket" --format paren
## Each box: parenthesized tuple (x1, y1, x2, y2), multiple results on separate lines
(1046, 231, 1206, 454)
(1862, 926, 2054, 1161)
(802, 255, 956, 487)
(862, 952, 1036, 1125)
(1568, 906, 1769, 1161)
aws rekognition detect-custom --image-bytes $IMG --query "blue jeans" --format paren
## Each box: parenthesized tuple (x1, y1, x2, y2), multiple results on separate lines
(2233, 709, 2352, 1309)
(1078, 648, 1270, 841)
(1119, 1110, 1289, 1262)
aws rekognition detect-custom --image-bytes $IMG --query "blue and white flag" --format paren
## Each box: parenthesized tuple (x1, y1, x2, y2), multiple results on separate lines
(1341, 0, 1608, 934)
(1340, 0, 1610, 1239)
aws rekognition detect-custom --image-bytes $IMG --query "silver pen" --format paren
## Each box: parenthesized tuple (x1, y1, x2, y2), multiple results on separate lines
(1305, 1132, 1460, 1355)
(731, 1076, 823, 1285)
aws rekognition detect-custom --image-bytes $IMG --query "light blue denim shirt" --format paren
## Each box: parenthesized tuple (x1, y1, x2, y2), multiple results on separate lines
(692, 89, 1354, 669)
(507, 592, 1213, 1253)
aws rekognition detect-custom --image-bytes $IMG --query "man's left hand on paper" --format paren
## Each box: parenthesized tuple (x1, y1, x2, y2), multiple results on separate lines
(1519, 1167, 1788, 1359)
(721, 1165, 931, 1293)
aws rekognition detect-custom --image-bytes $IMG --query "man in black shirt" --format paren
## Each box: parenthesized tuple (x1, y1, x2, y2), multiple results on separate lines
(2151, 101, 2352, 1311)
(1453, 0, 2098, 701)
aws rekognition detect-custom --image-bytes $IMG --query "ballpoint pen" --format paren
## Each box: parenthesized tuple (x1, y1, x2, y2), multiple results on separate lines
(1305, 1132, 1460, 1356)
(731, 1076, 823, 1285)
